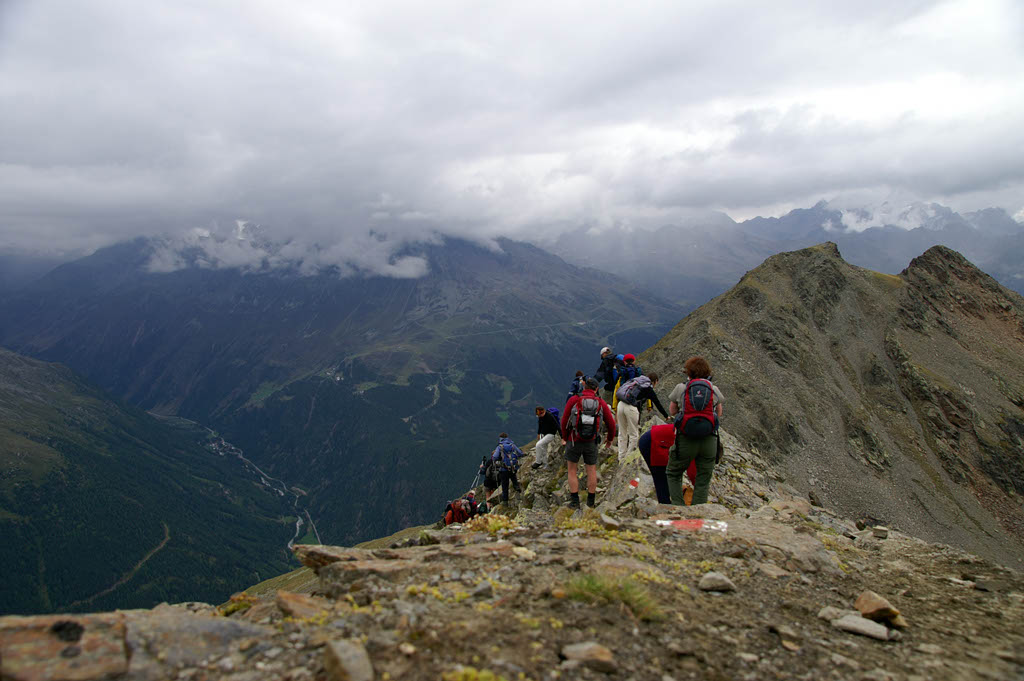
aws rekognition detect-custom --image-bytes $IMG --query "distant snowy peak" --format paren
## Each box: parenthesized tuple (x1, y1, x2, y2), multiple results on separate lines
(820, 200, 1021, 235)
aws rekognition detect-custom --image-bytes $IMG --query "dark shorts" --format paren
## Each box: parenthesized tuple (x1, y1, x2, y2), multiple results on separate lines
(565, 439, 598, 466)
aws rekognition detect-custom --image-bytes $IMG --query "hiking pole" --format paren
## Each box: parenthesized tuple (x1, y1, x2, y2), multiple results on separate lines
(469, 472, 481, 490)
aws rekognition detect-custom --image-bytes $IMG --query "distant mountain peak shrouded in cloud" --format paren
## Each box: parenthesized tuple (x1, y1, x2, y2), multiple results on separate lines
(143, 223, 436, 279)
(2, 1, 1023, 255)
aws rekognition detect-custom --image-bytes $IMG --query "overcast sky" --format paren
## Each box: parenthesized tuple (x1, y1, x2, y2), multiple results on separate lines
(1, 0, 1022, 265)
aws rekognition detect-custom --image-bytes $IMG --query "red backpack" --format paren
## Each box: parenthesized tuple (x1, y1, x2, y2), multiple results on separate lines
(676, 378, 717, 438)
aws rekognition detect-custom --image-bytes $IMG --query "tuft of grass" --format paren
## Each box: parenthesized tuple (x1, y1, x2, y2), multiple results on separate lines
(567, 573, 664, 621)
(464, 513, 520, 535)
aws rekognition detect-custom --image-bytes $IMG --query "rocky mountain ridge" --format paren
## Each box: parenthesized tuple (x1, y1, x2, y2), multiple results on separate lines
(642, 242, 1024, 570)
(2, 427, 1022, 681)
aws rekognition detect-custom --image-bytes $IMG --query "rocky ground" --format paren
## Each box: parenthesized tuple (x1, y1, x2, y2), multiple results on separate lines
(2, 429, 1023, 681)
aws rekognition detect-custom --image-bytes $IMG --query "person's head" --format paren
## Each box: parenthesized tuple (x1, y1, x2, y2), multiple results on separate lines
(647, 371, 659, 387)
(499, 432, 508, 439)
(466, 490, 475, 499)
(584, 376, 599, 391)
(623, 353, 636, 365)
(684, 356, 712, 379)
(536, 405, 546, 417)
(575, 370, 584, 377)
(601, 346, 612, 358)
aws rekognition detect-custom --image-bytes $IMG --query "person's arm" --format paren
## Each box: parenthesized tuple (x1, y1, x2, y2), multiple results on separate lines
(669, 400, 680, 416)
(560, 398, 573, 439)
(645, 389, 669, 419)
(601, 399, 617, 445)
(538, 417, 544, 435)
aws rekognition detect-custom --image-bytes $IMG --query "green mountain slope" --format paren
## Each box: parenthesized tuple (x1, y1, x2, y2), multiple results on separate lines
(0, 237, 683, 545)
(0, 348, 295, 615)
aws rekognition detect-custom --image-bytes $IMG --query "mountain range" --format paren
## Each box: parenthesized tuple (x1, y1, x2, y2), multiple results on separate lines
(0, 236, 682, 550)
(547, 200, 1024, 310)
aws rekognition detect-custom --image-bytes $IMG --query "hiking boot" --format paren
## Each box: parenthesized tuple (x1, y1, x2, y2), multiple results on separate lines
(586, 497, 596, 508)
(568, 498, 581, 510)
(531, 462, 543, 470)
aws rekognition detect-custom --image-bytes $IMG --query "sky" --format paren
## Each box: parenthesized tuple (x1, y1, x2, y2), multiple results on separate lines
(1, 0, 1023, 271)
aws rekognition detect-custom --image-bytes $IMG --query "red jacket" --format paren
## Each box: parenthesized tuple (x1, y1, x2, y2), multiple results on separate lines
(561, 389, 616, 444)
(649, 423, 696, 485)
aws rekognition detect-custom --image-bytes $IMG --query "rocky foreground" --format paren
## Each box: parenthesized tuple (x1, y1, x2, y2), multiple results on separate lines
(2, 432, 1023, 681)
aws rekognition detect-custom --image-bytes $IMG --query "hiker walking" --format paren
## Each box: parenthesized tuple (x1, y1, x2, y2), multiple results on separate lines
(615, 371, 669, 456)
(491, 433, 524, 504)
(666, 356, 725, 505)
(561, 376, 616, 509)
(479, 455, 498, 500)
(594, 347, 620, 404)
(533, 405, 561, 470)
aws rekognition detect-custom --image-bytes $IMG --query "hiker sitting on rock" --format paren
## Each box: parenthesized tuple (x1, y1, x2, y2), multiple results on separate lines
(533, 405, 562, 470)
(492, 433, 524, 504)
(444, 498, 472, 525)
(561, 376, 616, 509)
(667, 356, 725, 505)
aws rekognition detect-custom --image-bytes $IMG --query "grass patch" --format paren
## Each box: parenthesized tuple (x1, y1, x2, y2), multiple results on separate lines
(567, 573, 664, 621)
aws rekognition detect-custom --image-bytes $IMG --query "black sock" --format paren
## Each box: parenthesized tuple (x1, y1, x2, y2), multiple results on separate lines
(587, 493, 596, 507)
(570, 492, 580, 502)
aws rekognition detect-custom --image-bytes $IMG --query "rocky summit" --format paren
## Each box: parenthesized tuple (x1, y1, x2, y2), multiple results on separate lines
(644, 243, 1024, 569)
(3, 430, 1022, 681)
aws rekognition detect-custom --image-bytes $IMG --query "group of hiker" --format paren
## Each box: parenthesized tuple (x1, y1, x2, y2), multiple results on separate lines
(445, 347, 725, 523)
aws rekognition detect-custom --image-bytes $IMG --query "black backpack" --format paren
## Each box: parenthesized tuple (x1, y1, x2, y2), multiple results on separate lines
(568, 396, 601, 441)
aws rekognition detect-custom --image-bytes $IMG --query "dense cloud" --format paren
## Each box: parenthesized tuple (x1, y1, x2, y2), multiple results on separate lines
(1, 0, 1022, 273)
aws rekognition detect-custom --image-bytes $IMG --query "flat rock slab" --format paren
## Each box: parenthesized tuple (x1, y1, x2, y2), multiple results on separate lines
(698, 571, 737, 592)
(125, 608, 275, 680)
(318, 559, 422, 597)
(323, 638, 374, 681)
(831, 614, 892, 641)
(726, 518, 842, 575)
(561, 641, 617, 672)
(0, 613, 127, 681)
(295, 545, 373, 569)
(276, 590, 333, 620)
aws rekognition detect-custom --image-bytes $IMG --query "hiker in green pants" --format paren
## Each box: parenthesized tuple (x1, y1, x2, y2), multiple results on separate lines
(666, 356, 725, 505)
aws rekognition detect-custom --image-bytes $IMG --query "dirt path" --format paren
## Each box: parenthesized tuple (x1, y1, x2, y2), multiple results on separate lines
(67, 522, 170, 609)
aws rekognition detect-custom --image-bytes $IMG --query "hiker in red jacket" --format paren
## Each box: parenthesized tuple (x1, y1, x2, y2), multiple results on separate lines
(560, 377, 616, 509)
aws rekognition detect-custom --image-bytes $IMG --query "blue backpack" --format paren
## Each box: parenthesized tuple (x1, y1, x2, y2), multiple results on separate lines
(493, 439, 522, 470)
(546, 407, 560, 422)
(619, 364, 642, 382)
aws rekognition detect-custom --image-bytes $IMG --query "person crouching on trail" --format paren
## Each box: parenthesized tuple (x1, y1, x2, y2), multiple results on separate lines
(615, 371, 669, 456)
(561, 376, 616, 509)
(667, 356, 725, 505)
(533, 405, 561, 470)
(638, 423, 696, 505)
(492, 433, 523, 504)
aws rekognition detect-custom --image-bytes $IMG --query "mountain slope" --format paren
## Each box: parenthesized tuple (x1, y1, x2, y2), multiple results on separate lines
(0, 236, 683, 545)
(642, 243, 1024, 568)
(0, 347, 295, 615)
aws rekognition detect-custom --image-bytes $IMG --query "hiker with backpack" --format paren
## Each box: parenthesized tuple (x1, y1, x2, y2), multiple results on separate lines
(479, 455, 499, 500)
(611, 353, 642, 410)
(533, 405, 561, 470)
(567, 370, 587, 403)
(444, 498, 472, 525)
(560, 376, 616, 509)
(594, 347, 620, 404)
(491, 433, 524, 504)
(666, 356, 725, 505)
(615, 371, 669, 457)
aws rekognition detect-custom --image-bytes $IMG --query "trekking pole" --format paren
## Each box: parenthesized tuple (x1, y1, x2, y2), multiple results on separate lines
(469, 472, 481, 490)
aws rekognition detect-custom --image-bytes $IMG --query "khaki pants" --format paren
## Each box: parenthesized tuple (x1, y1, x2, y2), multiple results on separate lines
(616, 402, 640, 456)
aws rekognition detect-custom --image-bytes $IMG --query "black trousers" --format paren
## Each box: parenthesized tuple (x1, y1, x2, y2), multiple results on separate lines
(637, 430, 672, 504)
(498, 468, 520, 502)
